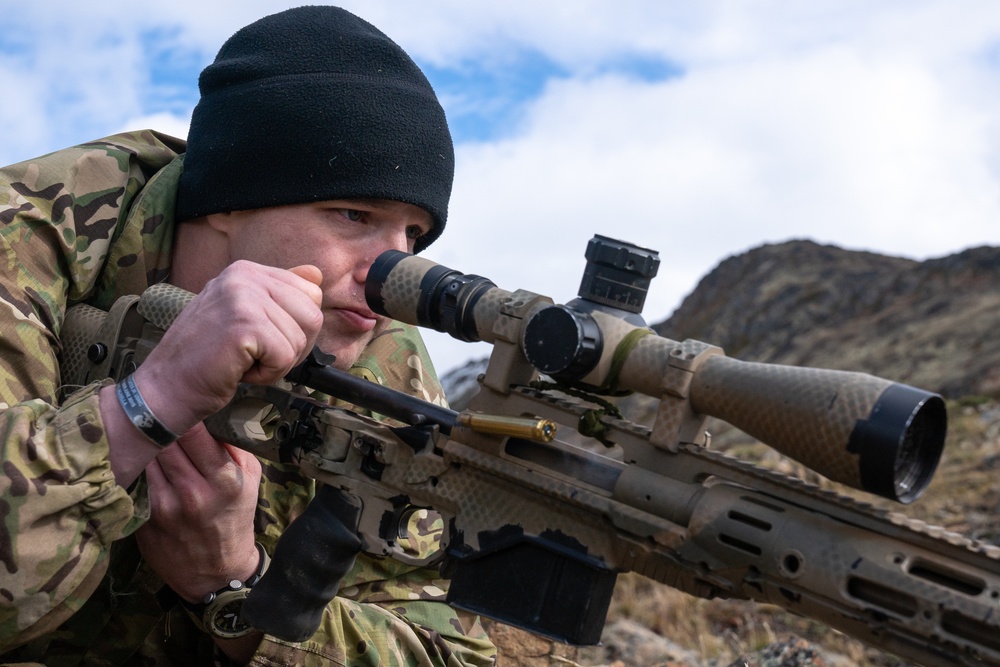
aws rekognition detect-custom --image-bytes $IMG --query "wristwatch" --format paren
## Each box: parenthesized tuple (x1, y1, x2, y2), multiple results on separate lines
(183, 542, 270, 639)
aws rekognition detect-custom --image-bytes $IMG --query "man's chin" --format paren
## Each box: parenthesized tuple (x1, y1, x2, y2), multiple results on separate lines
(318, 319, 388, 369)
(317, 336, 375, 370)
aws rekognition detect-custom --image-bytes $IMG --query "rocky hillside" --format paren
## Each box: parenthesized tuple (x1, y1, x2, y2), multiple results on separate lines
(652, 240, 1000, 398)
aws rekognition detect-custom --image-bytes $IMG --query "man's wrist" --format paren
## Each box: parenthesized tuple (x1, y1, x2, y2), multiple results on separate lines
(101, 384, 169, 487)
(183, 542, 270, 639)
(116, 374, 180, 447)
(128, 367, 198, 440)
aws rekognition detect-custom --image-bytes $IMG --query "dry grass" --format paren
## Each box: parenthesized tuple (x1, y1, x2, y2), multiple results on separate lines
(598, 576, 909, 666)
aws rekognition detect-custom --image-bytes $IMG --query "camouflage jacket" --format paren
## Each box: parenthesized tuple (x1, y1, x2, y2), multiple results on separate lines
(0, 131, 495, 666)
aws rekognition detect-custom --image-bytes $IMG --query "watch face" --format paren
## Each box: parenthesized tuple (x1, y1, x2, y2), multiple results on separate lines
(206, 590, 254, 638)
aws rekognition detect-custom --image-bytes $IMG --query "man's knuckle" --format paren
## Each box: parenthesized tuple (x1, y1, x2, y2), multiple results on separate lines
(174, 487, 206, 514)
(214, 463, 247, 496)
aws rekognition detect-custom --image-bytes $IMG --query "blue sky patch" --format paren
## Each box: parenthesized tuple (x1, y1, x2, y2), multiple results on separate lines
(598, 54, 684, 83)
(421, 50, 569, 143)
(421, 49, 682, 143)
(142, 27, 206, 117)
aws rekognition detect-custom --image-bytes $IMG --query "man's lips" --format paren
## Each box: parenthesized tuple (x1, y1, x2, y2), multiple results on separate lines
(327, 306, 378, 332)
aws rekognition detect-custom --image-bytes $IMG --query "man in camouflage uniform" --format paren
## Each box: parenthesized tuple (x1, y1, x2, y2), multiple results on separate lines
(0, 6, 495, 666)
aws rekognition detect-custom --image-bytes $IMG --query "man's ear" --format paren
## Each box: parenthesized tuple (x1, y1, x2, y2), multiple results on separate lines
(169, 214, 237, 293)
(205, 210, 241, 237)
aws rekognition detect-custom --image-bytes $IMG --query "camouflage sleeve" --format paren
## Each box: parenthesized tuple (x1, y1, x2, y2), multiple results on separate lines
(250, 322, 497, 666)
(0, 383, 151, 651)
(0, 134, 177, 651)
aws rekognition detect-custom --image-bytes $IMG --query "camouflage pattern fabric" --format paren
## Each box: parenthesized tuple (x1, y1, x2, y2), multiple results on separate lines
(0, 130, 182, 652)
(0, 132, 496, 665)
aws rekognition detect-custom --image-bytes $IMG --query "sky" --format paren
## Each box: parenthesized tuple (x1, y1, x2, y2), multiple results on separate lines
(3, 1, 1000, 376)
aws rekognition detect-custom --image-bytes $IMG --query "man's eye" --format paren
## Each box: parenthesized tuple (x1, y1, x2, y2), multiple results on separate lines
(343, 209, 364, 222)
(406, 225, 425, 239)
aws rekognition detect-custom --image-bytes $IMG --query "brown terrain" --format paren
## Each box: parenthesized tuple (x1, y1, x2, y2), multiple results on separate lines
(441, 240, 1000, 667)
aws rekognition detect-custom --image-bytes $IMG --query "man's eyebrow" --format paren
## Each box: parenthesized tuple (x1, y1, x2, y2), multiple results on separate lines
(336, 198, 391, 209)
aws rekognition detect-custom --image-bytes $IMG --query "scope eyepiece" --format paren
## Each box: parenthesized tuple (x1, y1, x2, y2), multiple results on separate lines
(366, 250, 495, 342)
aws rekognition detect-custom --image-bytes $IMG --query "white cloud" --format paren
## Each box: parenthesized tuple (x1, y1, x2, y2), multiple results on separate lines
(418, 5, 1000, 371)
(115, 112, 191, 141)
(3, 1, 1000, 374)
(435, 55, 1000, 299)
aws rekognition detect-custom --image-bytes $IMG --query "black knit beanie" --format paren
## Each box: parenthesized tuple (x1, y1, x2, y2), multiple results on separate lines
(175, 5, 454, 253)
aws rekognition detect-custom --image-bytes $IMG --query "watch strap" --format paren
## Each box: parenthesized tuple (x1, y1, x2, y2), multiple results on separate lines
(182, 542, 270, 637)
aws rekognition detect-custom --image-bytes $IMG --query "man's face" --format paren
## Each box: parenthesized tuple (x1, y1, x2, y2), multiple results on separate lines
(219, 199, 434, 369)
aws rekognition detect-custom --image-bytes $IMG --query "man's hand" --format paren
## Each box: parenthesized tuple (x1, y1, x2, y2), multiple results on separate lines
(136, 424, 262, 600)
(127, 261, 323, 660)
(104, 262, 323, 487)
(135, 261, 325, 432)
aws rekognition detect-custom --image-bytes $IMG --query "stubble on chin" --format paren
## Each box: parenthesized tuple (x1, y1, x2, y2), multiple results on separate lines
(327, 316, 392, 371)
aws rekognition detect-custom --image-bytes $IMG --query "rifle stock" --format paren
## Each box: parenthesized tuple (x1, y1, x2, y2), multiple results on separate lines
(60, 238, 1000, 667)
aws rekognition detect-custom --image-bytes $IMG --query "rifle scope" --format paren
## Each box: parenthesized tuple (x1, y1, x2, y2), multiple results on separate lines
(365, 239, 946, 503)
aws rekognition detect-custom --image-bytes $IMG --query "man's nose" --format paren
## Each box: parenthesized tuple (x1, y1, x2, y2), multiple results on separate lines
(354, 229, 411, 283)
